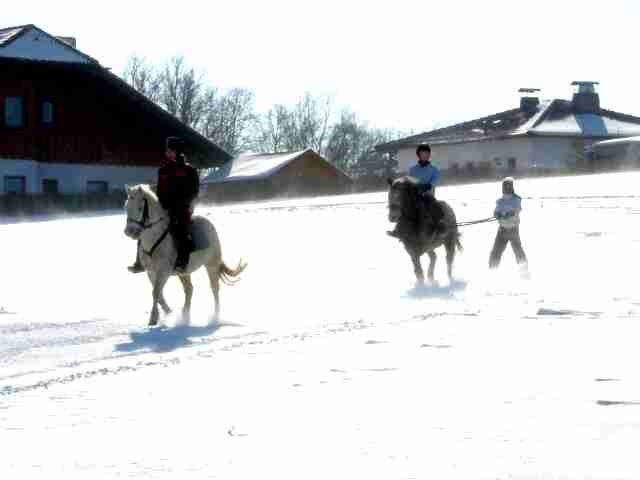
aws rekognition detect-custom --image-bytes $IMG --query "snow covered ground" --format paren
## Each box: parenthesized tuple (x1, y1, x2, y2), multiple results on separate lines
(2, 171, 640, 479)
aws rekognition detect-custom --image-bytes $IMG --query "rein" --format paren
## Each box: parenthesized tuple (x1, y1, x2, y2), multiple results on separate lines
(127, 198, 170, 257)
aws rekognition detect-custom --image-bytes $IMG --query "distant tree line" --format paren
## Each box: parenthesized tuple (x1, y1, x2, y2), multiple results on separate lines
(122, 55, 408, 178)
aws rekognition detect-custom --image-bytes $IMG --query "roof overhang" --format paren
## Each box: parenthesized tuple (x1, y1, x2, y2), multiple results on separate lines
(0, 57, 231, 168)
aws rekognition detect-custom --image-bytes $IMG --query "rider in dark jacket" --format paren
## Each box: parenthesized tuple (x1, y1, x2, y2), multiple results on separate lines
(128, 136, 200, 274)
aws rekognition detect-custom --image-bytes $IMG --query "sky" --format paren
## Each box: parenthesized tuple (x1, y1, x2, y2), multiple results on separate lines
(5, 0, 640, 133)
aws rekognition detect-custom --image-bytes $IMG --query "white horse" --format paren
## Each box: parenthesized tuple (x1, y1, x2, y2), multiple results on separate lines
(123, 184, 246, 326)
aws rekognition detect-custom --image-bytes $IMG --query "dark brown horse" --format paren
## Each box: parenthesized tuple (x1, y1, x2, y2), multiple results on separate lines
(387, 176, 462, 283)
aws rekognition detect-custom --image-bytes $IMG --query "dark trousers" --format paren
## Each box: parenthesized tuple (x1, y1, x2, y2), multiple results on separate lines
(418, 195, 445, 227)
(169, 209, 193, 266)
(489, 226, 527, 268)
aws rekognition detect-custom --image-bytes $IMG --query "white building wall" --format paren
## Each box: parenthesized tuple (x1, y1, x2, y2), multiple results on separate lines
(0, 159, 157, 194)
(0, 28, 90, 63)
(397, 138, 534, 173)
(530, 137, 579, 169)
(396, 136, 580, 174)
(0, 160, 40, 193)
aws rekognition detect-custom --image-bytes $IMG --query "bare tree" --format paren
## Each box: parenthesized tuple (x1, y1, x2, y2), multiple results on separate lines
(121, 54, 402, 173)
(286, 93, 332, 153)
(252, 104, 291, 153)
(122, 55, 162, 104)
(159, 55, 207, 129)
(326, 110, 404, 176)
(350, 128, 402, 178)
(325, 110, 368, 171)
(253, 93, 333, 155)
(201, 88, 256, 155)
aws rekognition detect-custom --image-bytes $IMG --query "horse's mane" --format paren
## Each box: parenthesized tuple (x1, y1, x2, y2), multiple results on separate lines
(137, 184, 159, 202)
(390, 175, 444, 232)
(392, 175, 420, 190)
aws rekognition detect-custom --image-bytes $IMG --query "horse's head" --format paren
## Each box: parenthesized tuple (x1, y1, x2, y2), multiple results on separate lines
(387, 176, 418, 223)
(124, 184, 148, 240)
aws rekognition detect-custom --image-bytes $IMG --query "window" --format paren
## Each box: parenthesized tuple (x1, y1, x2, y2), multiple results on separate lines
(508, 157, 517, 171)
(42, 178, 59, 194)
(87, 181, 108, 194)
(41, 100, 54, 125)
(5, 97, 24, 127)
(5, 176, 26, 194)
(494, 157, 503, 167)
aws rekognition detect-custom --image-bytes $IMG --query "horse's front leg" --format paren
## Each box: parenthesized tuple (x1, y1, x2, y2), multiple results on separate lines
(147, 271, 172, 315)
(445, 240, 456, 282)
(427, 250, 437, 283)
(149, 270, 170, 326)
(409, 252, 424, 284)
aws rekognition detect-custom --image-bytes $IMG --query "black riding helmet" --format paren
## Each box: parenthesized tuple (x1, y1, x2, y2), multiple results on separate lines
(166, 136, 186, 155)
(416, 144, 431, 155)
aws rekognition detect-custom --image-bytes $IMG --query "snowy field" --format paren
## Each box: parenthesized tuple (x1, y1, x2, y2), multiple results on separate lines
(2, 172, 640, 479)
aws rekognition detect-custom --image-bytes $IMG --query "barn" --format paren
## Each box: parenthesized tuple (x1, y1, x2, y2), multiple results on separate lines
(201, 149, 352, 203)
(0, 24, 229, 196)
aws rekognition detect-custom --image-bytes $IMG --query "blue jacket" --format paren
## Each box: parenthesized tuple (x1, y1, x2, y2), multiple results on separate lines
(408, 162, 441, 193)
(494, 194, 522, 229)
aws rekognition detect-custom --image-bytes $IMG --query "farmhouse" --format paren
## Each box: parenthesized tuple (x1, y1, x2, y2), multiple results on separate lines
(375, 82, 640, 177)
(0, 24, 229, 195)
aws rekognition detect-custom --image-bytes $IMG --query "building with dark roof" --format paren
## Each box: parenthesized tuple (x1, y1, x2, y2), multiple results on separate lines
(375, 82, 640, 176)
(0, 24, 230, 195)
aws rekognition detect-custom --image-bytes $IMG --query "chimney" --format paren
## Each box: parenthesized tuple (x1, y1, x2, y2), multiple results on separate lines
(571, 81, 600, 114)
(518, 88, 541, 114)
(55, 36, 77, 48)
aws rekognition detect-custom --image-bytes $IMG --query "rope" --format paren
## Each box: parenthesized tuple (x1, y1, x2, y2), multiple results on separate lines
(456, 216, 497, 227)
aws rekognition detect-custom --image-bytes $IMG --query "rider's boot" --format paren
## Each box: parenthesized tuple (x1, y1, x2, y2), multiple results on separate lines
(127, 241, 144, 273)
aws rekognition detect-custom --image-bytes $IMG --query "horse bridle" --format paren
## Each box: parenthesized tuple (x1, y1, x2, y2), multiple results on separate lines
(389, 183, 419, 221)
(127, 197, 171, 257)
(127, 199, 165, 230)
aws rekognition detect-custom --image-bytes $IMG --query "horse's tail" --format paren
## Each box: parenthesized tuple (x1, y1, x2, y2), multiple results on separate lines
(219, 259, 248, 286)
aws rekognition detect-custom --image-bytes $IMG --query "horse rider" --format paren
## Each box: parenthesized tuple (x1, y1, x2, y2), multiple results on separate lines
(128, 136, 200, 274)
(489, 176, 528, 269)
(388, 143, 446, 238)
